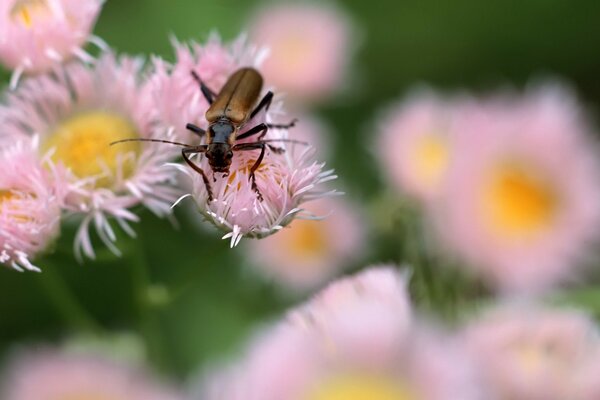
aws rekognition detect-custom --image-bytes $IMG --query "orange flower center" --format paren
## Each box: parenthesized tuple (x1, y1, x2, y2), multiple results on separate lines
(10, 0, 50, 28)
(0, 189, 31, 222)
(480, 161, 558, 240)
(284, 219, 328, 260)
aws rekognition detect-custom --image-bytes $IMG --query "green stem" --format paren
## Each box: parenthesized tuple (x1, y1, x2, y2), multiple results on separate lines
(129, 234, 168, 371)
(37, 262, 102, 333)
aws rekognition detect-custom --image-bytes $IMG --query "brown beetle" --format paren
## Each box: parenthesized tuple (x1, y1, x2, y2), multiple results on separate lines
(112, 67, 299, 202)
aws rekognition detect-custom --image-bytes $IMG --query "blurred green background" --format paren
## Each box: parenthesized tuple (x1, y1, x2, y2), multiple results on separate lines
(2, 0, 600, 379)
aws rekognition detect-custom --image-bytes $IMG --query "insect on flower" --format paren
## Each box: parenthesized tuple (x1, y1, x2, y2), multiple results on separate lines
(112, 67, 301, 202)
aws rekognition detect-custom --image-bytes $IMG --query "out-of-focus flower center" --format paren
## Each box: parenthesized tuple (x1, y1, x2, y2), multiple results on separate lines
(10, 0, 50, 28)
(305, 374, 416, 400)
(480, 162, 558, 240)
(285, 219, 328, 260)
(408, 133, 449, 190)
(41, 111, 141, 188)
(59, 393, 116, 400)
(0, 189, 30, 222)
(512, 339, 568, 376)
(274, 34, 313, 71)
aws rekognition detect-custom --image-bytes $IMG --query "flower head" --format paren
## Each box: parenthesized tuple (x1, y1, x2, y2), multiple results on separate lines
(199, 266, 482, 400)
(431, 84, 600, 292)
(151, 35, 337, 245)
(247, 3, 356, 103)
(0, 53, 180, 259)
(245, 196, 366, 291)
(0, 140, 66, 271)
(376, 90, 467, 204)
(1, 348, 184, 400)
(0, 0, 104, 88)
(463, 303, 600, 400)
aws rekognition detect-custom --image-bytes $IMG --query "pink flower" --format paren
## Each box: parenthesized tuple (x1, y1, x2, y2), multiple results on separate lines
(0, 0, 104, 88)
(463, 303, 600, 400)
(0, 53, 181, 260)
(1, 348, 184, 400)
(376, 90, 468, 204)
(431, 84, 600, 293)
(245, 196, 366, 291)
(199, 266, 483, 400)
(151, 36, 337, 245)
(0, 140, 66, 271)
(247, 3, 356, 104)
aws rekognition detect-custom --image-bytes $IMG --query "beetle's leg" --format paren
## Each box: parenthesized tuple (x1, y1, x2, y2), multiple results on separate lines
(191, 70, 216, 105)
(181, 146, 214, 202)
(250, 91, 273, 119)
(186, 123, 206, 138)
(236, 123, 268, 141)
(267, 144, 285, 154)
(267, 118, 298, 130)
(234, 142, 267, 202)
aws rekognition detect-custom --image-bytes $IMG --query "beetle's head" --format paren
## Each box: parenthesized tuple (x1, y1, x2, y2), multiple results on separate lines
(206, 142, 233, 173)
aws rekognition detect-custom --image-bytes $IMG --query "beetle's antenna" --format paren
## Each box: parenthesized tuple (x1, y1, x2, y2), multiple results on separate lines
(110, 138, 193, 148)
(253, 139, 309, 146)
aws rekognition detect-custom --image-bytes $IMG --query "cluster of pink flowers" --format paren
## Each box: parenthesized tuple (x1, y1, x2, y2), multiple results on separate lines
(377, 84, 600, 294)
(193, 266, 600, 400)
(0, 1, 338, 270)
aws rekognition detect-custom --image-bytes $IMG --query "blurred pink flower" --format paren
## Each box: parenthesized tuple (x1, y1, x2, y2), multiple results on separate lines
(200, 266, 483, 400)
(431, 84, 600, 293)
(0, 53, 181, 260)
(247, 2, 355, 104)
(245, 196, 366, 291)
(0, 0, 104, 88)
(463, 303, 600, 400)
(1, 349, 183, 400)
(376, 90, 467, 204)
(275, 110, 333, 160)
(0, 141, 66, 271)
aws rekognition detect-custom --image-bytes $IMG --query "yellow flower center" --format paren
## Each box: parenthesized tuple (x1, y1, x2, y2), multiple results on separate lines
(305, 375, 417, 400)
(408, 133, 449, 191)
(285, 219, 328, 260)
(10, 0, 50, 28)
(480, 162, 558, 240)
(41, 111, 141, 189)
(58, 393, 117, 400)
(0, 189, 30, 222)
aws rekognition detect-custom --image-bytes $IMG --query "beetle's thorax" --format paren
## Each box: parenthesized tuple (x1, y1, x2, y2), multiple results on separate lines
(206, 119, 236, 173)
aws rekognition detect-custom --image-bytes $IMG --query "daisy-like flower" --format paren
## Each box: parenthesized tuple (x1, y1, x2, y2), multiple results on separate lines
(376, 90, 467, 204)
(0, 0, 104, 89)
(247, 2, 356, 104)
(199, 267, 483, 400)
(0, 53, 181, 259)
(1, 348, 184, 400)
(0, 140, 66, 271)
(431, 84, 600, 292)
(150, 35, 337, 245)
(246, 197, 366, 291)
(463, 303, 600, 400)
